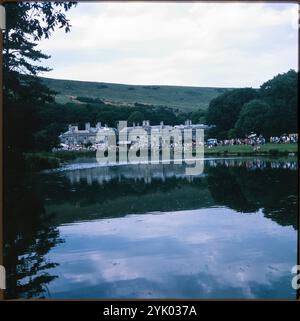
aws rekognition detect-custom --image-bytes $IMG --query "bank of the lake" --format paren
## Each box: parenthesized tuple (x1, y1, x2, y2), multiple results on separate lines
(204, 143, 298, 156)
(24, 150, 96, 171)
(24, 143, 298, 171)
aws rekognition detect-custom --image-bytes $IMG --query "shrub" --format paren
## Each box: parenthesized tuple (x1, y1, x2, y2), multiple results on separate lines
(24, 153, 60, 171)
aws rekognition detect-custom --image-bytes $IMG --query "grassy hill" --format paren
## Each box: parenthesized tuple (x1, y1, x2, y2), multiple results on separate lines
(40, 77, 233, 112)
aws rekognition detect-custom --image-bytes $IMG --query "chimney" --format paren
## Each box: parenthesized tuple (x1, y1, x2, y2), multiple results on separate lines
(85, 122, 90, 131)
(133, 122, 136, 128)
(96, 122, 101, 129)
(160, 121, 164, 128)
(68, 124, 72, 132)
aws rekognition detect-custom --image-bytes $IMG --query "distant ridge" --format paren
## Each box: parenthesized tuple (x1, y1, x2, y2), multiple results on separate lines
(40, 76, 234, 112)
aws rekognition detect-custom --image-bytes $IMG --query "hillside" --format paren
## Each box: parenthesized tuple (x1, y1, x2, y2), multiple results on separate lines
(40, 77, 233, 112)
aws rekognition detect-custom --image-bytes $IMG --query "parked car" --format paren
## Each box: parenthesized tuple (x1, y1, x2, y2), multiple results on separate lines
(207, 139, 218, 147)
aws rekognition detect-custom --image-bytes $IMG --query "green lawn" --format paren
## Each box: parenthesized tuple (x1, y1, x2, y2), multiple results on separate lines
(204, 143, 298, 155)
(24, 143, 297, 171)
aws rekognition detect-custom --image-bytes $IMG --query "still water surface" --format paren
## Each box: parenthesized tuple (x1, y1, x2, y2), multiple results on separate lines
(4, 157, 298, 299)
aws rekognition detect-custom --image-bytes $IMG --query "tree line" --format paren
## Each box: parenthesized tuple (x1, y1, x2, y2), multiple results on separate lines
(3, 2, 297, 168)
(32, 101, 202, 151)
(206, 70, 298, 139)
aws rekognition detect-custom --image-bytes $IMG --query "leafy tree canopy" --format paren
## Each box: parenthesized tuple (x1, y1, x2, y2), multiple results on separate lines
(260, 69, 297, 104)
(206, 70, 297, 139)
(3, 2, 77, 156)
(206, 88, 258, 138)
(3, 1, 77, 102)
(127, 111, 146, 126)
(259, 69, 297, 136)
(235, 99, 271, 137)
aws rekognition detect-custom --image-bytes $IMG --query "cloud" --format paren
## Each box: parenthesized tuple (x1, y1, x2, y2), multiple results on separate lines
(39, 2, 298, 87)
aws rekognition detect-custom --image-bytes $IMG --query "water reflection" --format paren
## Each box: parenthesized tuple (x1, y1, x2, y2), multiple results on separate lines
(207, 166, 298, 228)
(64, 163, 202, 186)
(41, 158, 298, 228)
(47, 208, 296, 299)
(4, 177, 64, 299)
(205, 158, 298, 170)
(4, 157, 298, 299)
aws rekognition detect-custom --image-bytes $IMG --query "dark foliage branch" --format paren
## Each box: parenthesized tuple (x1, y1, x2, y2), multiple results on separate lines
(3, 2, 77, 102)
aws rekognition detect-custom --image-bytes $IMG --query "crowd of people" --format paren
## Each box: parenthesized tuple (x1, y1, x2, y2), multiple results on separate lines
(54, 133, 298, 152)
(206, 133, 298, 147)
(269, 134, 298, 144)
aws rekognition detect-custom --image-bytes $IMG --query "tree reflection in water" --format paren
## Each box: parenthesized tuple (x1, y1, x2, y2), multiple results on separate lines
(44, 158, 298, 230)
(4, 174, 64, 299)
(3, 157, 298, 298)
(207, 163, 298, 229)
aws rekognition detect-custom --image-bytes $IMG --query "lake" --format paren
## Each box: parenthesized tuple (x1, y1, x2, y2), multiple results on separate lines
(4, 156, 298, 299)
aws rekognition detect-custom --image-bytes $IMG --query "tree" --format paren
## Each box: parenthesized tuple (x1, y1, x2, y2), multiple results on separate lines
(3, 2, 77, 101)
(260, 69, 297, 103)
(33, 123, 62, 151)
(235, 99, 271, 137)
(191, 109, 206, 124)
(259, 69, 297, 135)
(206, 70, 298, 139)
(3, 2, 77, 159)
(127, 111, 145, 125)
(206, 88, 258, 138)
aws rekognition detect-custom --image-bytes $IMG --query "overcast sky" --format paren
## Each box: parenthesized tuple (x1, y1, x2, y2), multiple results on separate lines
(39, 2, 298, 88)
